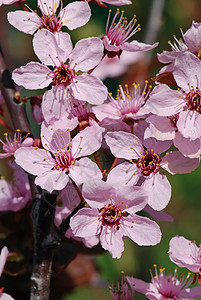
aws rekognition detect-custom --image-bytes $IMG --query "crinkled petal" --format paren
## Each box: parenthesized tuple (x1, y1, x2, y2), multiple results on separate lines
(72, 125, 104, 158)
(61, 1, 91, 30)
(162, 150, 200, 174)
(33, 29, 72, 65)
(173, 52, 201, 90)
(69, 157, 102, 185)
(123, 214, 161, 246)
(105, 131, 142, 159)
(107, 162, 140, 186)
(7, 11, 41, 34)
(82, 179, 114, 208)
(147, 84, 185, 116)
(70, 207, 100, 237)
(183, 21, 201, 53)
(177, 110, 201, 140)
(71, 74, 107, 104)
(12, 62, 51, 90)
(70, 37, 103, 72)
(121, 41, 158, 52)
(100, 226, 124, 258)
(101, 0, 131, 5)
(14, 147, 54, 175)
(169, 235, 201, 273)
(35, 169, 69, 192)
(174, 131, 201, 158)
(142, 174, 171, 211)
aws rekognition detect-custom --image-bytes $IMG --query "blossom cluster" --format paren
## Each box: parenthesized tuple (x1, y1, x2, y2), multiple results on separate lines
(0, 0, 201, 298)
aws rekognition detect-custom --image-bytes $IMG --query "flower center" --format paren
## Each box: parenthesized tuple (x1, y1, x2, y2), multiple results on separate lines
(40, 14, 62, 33)
(136, 150, 161, 176)
(169, 113, 179, 127)
(54, 150, 74, 173)
(52, 64, 75, 87)
(185, 88, 201, 113)
(105, 9, 140, 47)
(99, 203, 126, 229)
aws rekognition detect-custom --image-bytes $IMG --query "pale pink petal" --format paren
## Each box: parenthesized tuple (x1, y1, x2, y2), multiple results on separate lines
(35, 169, 69, 192)
(71, 125, 104, 158)
(59, 181, 80, 211)
(107, 162, 140, 186)
(70, 37, 103, 72)
(61, 1, 91, 30)
(82, 179, 114, 209)
(51, 116, 78, 131)
(7, 11, 41, 34)
(12, 62, 51, 90)
(142, 174, 171, 211)
(14, 147, 54, 175)
(102, 0, 131, 5)
(105, 131, 142, 160)
(147, 115, 176, 141)
(71, 74, 107, 104)
(183, 21, 201, 53)
(157, 50, 178, 64)
(33, 29, 72, 66)
(100, 226, 124, 258)
(123, 215, 161, 246)
(42, 87, 68, 124)
(69, 158, 102, 184)
(0, 246, 9, 276)
(180, 286, 201, 298)
(169, 236, 201, 273)
(70, 207, 100, 237)
(177, 110, 201, 140)
(174, 132, 201, 158)
(21, 137, 33, 147)
(173, 52, 201, 90)
(93, 103, 121, 121)
(115, 186, 148, 213)
(162, 150, 200, 174)
(143, 137, 172, 154)
(38, 0, 59, 15)
(147, 84, 185, 116)
(103, 36, 120, 52)
(121, 41, 158, 52)
(126, 277, 151, 294)
(144, 205, 174, 222)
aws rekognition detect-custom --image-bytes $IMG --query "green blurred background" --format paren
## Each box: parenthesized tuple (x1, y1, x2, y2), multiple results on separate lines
(1, 0, 201, 299)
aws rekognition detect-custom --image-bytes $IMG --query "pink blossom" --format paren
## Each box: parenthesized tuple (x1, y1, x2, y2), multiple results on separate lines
(109, 272, 135, 300)
(70, 178, 161, 258)
(157, 21, 201, 74)
(105, 131, 199, 210)
(0, 130, 33, 159)
(127, 265, 201, 299)
(169, 236, 201, 274)
(8, 0, 91, 35)
(93, 81, 151, 124)
(149, 52, 201, 140)
(102, 9, 158, 56)
(0, 166, 31, 212)
(12, 30, 107, 113)
(147, 114, 201, 158)
(14, 124, 102, 192)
